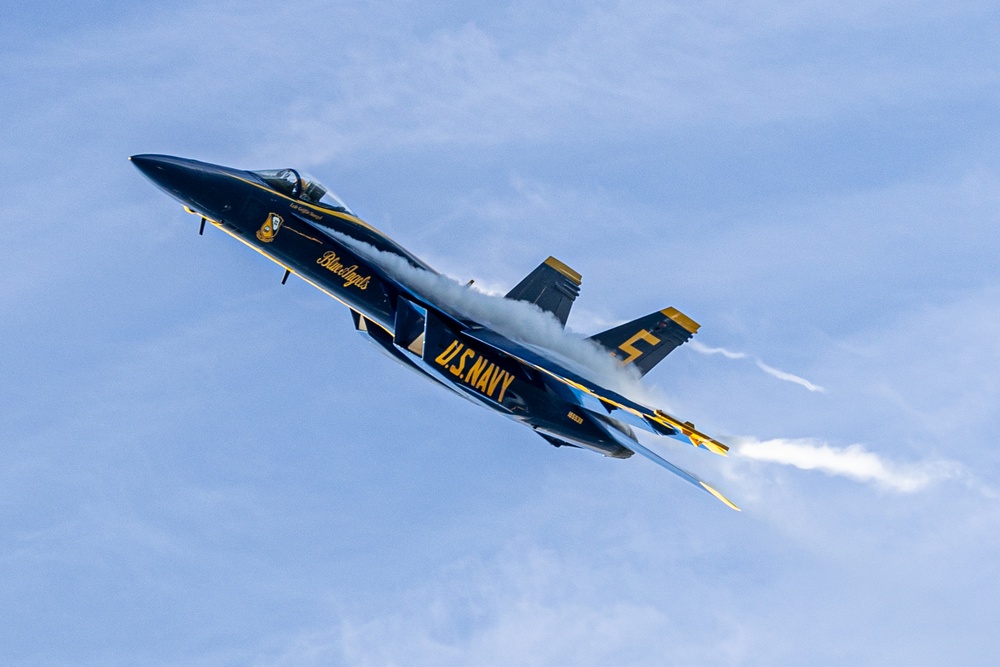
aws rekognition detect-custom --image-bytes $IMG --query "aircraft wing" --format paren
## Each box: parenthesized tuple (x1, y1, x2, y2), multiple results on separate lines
(595, 417, 739, 510)
(461, 328, 730, 457)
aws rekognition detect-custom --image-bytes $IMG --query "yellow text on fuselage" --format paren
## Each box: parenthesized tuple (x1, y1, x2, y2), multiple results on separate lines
(316, 251, 371, 290)
(434, 340, 515, 403)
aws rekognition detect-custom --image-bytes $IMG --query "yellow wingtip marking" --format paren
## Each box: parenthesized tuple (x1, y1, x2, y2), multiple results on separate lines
(661, 307, 700, 334)
(699, 438, 730, 457)
(689, 432, 729, 456)
(544, 256, 582, 285)
(700, 482, 741, 511)
(653, 410, 729, 456)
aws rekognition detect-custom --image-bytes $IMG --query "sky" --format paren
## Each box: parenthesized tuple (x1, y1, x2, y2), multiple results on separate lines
(2, 0, 999, 664)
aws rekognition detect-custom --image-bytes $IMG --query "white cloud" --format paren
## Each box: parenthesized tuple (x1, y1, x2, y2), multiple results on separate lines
(256, 0, 1000, 163)
(257, 543, 750, 667)
(733, 436, 959, 492)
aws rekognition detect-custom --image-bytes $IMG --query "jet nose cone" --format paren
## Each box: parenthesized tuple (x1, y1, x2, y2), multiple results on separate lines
(129, 153, 158, 167)
(131, 153, 246, 222)
(130, 153, 227, 215)
(129, 153, 189, 187)
(129, 153, 161, 176)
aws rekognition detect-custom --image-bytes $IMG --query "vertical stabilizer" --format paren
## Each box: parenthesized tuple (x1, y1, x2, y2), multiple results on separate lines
(505, 257, 582, 327)
(588, 307, 699, 376)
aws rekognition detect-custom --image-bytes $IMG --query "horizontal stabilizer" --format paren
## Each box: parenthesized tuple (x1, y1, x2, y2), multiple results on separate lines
(505, 257, 581, 327)
(589, 307, 699, 377)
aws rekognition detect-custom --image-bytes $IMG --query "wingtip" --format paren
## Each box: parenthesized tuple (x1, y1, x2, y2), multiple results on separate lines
(652, 410, 730, 457)
(699, 481, 741, 511)
(698, 436, 730, 457)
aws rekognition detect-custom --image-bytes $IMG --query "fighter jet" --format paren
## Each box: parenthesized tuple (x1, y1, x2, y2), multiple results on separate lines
(131, 154, 738, 510)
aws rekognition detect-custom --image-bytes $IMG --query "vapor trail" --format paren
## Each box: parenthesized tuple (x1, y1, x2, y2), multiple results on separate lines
(754, 361, 826, 393)
(732, 436, 958, 492)
(331, 233, 646, 398)
(688, 340, 825, 393)
(687, 340, 747, 360)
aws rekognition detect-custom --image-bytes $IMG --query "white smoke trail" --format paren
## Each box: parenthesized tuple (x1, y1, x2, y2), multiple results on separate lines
(732, 436, 958, 492)
(754, 361, 826, 393)
(688, 340, 825, 393)
(331, 233, 646, 397)
(688, 340, 748, 360)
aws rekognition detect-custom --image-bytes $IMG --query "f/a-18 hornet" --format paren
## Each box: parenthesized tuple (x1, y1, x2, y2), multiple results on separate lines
(132, 154, 739, 510)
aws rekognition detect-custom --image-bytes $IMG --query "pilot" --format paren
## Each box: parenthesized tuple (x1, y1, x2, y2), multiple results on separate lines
(302, 180, 327, 203)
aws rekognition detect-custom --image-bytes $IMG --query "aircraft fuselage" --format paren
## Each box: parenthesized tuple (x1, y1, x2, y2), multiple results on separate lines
(131, 155, 632, 458)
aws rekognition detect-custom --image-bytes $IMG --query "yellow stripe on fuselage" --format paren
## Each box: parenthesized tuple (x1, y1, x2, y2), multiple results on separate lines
(200, 215, 366, 319)
(230, 174, 389, 239)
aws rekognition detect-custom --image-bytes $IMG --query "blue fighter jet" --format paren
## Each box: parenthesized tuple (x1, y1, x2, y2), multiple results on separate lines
(132, 154, 739, 510)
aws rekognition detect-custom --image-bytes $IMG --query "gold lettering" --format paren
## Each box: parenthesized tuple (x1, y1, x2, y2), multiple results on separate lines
(474, 363, 494, 392)
(434, 340, 461, 366)
(465, 356, 488, 386)
(432, 343, 514, 403)
(452, 349, 475, 377)
(487, 368, 505, 397)
(315, 251, 370, 290)
(442, 342, 464, 366)
(291, 203, 321, 220)
(497, 373, 515, 402)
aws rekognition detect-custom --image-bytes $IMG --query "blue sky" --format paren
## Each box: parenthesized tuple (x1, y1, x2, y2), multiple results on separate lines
(3, 1, 999, 664)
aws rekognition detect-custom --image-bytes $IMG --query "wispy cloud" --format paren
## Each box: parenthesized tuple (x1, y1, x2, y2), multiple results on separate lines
(259, 542, 744, 667)
(259, 1, 1000, 164)
(688, 340, 825, 392)
(733, 436, 958, 492)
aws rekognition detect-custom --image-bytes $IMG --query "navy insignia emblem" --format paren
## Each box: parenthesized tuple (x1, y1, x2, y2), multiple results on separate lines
(256, 213, 283, 243)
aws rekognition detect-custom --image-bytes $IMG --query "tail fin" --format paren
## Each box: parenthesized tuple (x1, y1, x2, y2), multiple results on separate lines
(505, 256, 582, 327)
(589, 307, 699, 377)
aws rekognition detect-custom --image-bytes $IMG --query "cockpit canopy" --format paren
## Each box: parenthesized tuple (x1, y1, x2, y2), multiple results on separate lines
(252, 168, 354, 215)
